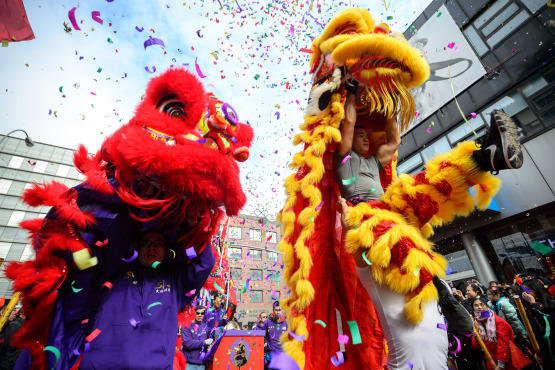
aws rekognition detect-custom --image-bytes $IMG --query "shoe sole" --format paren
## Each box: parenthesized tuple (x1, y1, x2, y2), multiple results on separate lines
(490, 110, 523, 170)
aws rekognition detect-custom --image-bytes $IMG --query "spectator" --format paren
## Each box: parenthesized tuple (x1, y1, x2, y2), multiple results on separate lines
(487, 287, 527, 341)
(182, 306, 211, 370)
(0, 309, 24, 370)
(252, 312, 267, 330)
(490, 281, 499, 289)
(471, 296, 532, 370)
(462, 284, 482, 314)
(264, 301, 288, 366)
(203, 294, 228, 329)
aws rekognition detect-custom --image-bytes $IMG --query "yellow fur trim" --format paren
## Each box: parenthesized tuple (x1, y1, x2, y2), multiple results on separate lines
(405, 283, 439, 323)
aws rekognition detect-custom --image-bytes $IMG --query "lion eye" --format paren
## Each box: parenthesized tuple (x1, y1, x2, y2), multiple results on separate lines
(158, 97, 187, 120)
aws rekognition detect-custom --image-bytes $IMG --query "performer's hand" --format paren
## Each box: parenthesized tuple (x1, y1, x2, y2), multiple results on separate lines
(522, 292, 535, 304)
(337, 197, 349, 228)
(344, 79, 359, 95)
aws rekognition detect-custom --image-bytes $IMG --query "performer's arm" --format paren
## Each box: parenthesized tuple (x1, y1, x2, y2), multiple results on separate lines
(337, 80, 359, 156)
(176, 245, 215, 308)
(181, 326, 206, 350)
(376, 118, 401, 168)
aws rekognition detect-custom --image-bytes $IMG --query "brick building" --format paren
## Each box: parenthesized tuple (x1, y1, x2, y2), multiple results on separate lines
(220, 214, 285, 328)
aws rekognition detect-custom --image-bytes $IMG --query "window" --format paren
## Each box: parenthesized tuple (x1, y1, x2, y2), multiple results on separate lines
(266, 270, 278, 281)
(521, 0, 546, 13)
(482, 3, 519, 37)
(267, 251, 278, 262)
(474, 0, 510, 29)
(229, 226, 242, 240)
(249, 229, 261, 241)
(463, 26, 489, 57)
(7, 211, 25, 227)
(228, 247, 242, 259)
(0, 242, 11, 259)
(20, 244, 34, 261)
(421, 137, 451, 162)
(250, 290, 263, 303)
(522, 74, 555, 128)
(5, 243, 25, 261)
(0, 179, 12, 194)
(56, 165, 70, 177)
(8, 156, 24, 169)
(447, 116, 487, 145)
(250, 269, 263, 280)
(267, 231, 277, 243)
(250, 249, 262, 260)
(486, 10, 528, 47)
(396, 153, 423, 175)
(269, 290, 280, 301)
(231, 268, 242, 280)
(32, 160, 48, 173)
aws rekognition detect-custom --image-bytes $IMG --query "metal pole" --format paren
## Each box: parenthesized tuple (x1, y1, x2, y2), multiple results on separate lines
(0, 291, 21, 332)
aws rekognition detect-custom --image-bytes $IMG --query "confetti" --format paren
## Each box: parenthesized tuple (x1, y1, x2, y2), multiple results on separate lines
(68, 7, 81, 31)
(43, 346, 61, 367)
(71, 280, 83, 293)
(135, 26, 144, 32)
(195, 58, 206, 78)
(73, 249, 98, 270)
(95, 238, 108, 247)
(147, 301, 162, 315)
(152, 261, 161, 268)
(288, 330, 305, 342)
(314, 320, 326, 328)
(144, 36, 165, 49)
(196, 29, 203, 38)
(407, 360, 414, 369)
(145, 66, 156, 73)
(91, 11, 103, 24)
(102, 281, 113, 289)
(361, 252, 372, 266)
(85, 328, 101, 342)
(186, 247, 197, 259)
(437, 323, 447, 331)
(122, 250, 138, 262)
(470, 112, 477, 119)
(426, 127, 432, 133)
(186, 289, 196, 296)
(299, 48, 313, 53)
(341, 155, 352, 165)
(330, 351, 344, 367)
(337, 334, 349, 344)
(447, 42, 455, 49)
(129, 318, 140, 327)
(347, 321, 362, 345)
(436, 12, 442, 17)
(341, 176, 358, 185)
(106, 37, 113, 44)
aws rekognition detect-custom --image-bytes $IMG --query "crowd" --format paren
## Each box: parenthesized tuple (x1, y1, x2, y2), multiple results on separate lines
(438, 274, 555, 369)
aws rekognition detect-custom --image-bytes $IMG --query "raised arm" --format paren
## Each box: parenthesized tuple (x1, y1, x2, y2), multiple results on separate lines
(376, 117, 401, 168)
(337, 80, 359, 156)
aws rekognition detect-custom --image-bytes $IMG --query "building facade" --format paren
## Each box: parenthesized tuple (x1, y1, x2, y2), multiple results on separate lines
(0, 135, 84, 297)
(220, 214, 285, 328)
(398, 0, 554, 286)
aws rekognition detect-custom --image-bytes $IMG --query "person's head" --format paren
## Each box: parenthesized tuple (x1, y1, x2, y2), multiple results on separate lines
(466, 284, 481, 299)
(194, 305, 206, 323)
(489, 281, 498, 288)
(487, 286, 504, 303)
(258, 312, 267, 323)
(352, 126, 369, 156)
(138, 231, 168, 267)
(212, 294, 223, 309)
(272, 301, 282, 316)
(472, 296, 490, 316)
(523, 278, 555, 311)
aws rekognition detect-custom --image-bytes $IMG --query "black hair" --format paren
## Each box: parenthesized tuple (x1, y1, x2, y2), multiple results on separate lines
(194, 304, 205, 312)
(523, 278, 555, 312)
(471, 295, 489, 313)
(488, 286, 508, 298)
(468, 284, 483, 295)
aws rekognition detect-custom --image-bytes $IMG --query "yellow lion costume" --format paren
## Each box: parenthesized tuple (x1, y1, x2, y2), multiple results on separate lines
(277, 8, 520, 370)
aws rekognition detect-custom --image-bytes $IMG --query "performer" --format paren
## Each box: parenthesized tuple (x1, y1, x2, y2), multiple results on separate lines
(203, 294, 228, 329)
(278, 8, 523, 370)
(182, 305, 211, 370)
(7, 68, 254, 370)
(252, 312, 268, 330)
(264, 301, 288, 365)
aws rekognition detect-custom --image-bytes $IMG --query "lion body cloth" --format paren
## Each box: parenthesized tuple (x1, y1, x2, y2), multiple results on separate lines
(278, 8, 501, 369)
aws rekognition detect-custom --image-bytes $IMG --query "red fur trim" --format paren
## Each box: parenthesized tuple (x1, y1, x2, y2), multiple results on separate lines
(390, 237, 416, 267)
(402, 193, 439, 227)
(412, 268, 434, 296)
(20, 218, 43, 247)
(22, 182, 95, 228)
(74, 145, 114, 195)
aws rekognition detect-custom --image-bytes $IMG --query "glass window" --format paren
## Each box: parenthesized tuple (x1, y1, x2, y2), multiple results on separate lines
(228, 247, 242, 259)
(229, 226, 242, 240)
(56, 165, 70, 178)
(521, 75, 549, 98)
(31, 160, 47, 173)
(421, 137, 451, 162)
(267, 231, 277, 243)
(250, 249, 262, 261)
(5, 243, 25, 261)
(482, 3, 519, 37)
(532, 88, 555, 127)
(483, 91, 543, 139)
(486, 10, 529, 47)
(20, 244, 35, 261)
(7, 181, 26, 196)
(250, 269, 263, 280)
(0, 242, 11, 259)
(474, 0, 510, 28)
(250, 290, 263, 303)
(463, 26, 489, 57)
(50, 148, 65, 162)
(0, 280, 10, 298)
(8, 156, 24, 169)
(231, 268, 242, 280)
(0, 179, 12, 194)
(7, 211, 25, 227)
(267, 251, 278, 262)
(444, 249, 474, 274)
(266, 270, 278, 281)
(249, 229, 261, 241)
(269, 290, 280, 301)
(397, 153, 423, 174)
(447, 116, 487, 145)
(521, 0, 547, 13)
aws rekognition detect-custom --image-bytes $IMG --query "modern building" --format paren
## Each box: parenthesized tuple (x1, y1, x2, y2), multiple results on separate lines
(397, 0, 554, 287)
(0, 135, 85, 297)
(220, 214, 285, 328)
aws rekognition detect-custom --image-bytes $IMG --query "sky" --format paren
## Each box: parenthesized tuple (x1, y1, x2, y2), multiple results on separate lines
(1, 0, 433, 218)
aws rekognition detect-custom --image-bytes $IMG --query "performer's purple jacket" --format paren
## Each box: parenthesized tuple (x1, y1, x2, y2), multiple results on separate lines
(263, 314, 288, 353)
(181, 321, 208, 365)
(202, 306, 227, 329)
(16, 182, 215, 370)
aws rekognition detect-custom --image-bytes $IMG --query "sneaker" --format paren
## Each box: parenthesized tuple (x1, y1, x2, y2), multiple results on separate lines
(473, 110, 523, 173)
